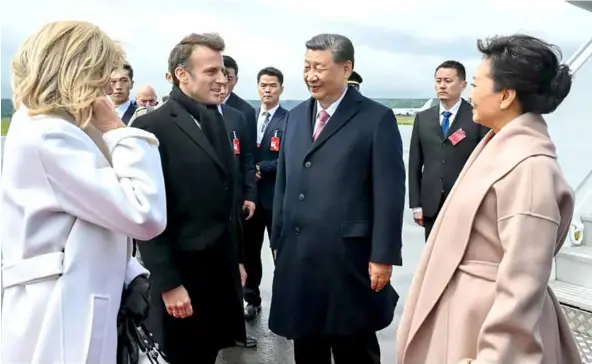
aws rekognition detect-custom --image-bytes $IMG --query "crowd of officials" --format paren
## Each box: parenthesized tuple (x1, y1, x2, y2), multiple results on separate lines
(0, 19, 585, 364)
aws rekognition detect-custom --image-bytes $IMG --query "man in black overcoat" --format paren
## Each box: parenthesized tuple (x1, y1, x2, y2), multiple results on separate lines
(133, 33, 245, 364)
(269, 33, 406, 364)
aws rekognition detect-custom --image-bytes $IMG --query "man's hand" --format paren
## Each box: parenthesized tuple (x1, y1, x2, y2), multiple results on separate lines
(239, 263, 247, 287)
(162, 285, 192, 319)
(243, 201, 256, 220)
(413, 211, 424, 226)
(369, 262, 392, 292)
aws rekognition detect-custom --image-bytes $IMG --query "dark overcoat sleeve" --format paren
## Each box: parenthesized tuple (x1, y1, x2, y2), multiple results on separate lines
(371, 110, 405, 266)
(408, 113, 423, 209)
(132, 115, 183, 294)
(238, 113, 257, 203)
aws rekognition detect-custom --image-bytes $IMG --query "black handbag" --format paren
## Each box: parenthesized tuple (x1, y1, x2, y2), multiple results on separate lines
(117, 275, 169, 364)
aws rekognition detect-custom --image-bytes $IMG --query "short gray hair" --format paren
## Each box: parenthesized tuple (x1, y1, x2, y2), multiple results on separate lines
(305, 33, 355, 67)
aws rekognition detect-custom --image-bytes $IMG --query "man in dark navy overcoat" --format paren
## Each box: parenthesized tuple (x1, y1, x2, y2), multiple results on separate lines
(269, 33, 406, 364)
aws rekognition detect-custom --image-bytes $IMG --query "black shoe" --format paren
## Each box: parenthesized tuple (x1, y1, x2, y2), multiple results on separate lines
(235, 334, 257, 348)
(244, 304, 262, 320)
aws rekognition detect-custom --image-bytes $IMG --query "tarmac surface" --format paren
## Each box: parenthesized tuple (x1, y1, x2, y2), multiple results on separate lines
(215, 215, 425, 364)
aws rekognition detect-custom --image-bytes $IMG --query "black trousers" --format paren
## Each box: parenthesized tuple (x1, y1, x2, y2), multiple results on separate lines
(243, 206, 273, 306)
(293, 333, 381, 364)
(423, 192, 448, 242)
(423, 215, 436, 242)
(160, 242, 245, 363)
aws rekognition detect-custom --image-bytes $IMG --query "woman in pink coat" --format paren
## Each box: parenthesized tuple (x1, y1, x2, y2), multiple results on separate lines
(397, 34, 581, 364)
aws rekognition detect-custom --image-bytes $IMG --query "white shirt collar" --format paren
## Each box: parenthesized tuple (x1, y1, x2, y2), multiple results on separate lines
(260, 103, 280, 120)
(316, 86, 348, 119)
(439, 98, 462, 116)
(115, 99, 132, 118)
(223, 93, 231, 104)
(218, 104, 223, 115)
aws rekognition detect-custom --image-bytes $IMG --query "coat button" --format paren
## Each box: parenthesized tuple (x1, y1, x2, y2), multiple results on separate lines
(294, 227, 300, 235)
(299, 193, 305, 201)
(441, 160, 446, 164)
(304, 161, 312, 168)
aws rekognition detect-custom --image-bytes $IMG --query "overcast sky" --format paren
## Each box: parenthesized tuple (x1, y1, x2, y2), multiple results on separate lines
(2, 0, 592, 100)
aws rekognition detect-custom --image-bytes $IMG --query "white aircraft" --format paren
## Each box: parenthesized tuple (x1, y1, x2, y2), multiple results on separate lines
(391, 98, 434, 116)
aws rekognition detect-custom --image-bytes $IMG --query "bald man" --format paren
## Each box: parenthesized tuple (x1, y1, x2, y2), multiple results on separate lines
(135, 85, 158, 107)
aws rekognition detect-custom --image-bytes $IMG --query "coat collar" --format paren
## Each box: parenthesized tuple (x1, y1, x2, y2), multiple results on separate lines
(399, 113, 557, 360)
(303, 87, 363, 156)
(168, 99, 225, 172)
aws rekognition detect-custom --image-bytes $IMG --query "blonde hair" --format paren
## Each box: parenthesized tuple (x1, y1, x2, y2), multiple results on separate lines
(11, 21, 125, 128)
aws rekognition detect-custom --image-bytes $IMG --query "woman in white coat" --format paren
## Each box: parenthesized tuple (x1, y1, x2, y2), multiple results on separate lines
(1, 21, 167, 363)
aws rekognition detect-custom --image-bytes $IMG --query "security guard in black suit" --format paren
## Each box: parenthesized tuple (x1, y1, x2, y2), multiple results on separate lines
(408, 60, 489, 241)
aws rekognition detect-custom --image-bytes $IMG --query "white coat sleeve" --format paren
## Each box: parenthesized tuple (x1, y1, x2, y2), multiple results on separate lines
(125, 256, 149, 286)
(39, 126, 167, 241)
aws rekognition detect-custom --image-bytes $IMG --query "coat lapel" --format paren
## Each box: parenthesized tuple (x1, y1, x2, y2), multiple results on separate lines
(431, 99, 471, 140)
(171, 104, 225, 171)
(445, 100, 471, 138)
(263, 106, 287, 140)
(307, 88, 361, 155)
(400, 113, 557, 360)
(428, 107, 446, 140)
(294, 98, 316, 151)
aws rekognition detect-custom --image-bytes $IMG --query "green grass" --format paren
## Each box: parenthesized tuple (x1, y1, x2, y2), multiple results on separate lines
(397, 115, 414, 125)
(1, 117, 9, 136)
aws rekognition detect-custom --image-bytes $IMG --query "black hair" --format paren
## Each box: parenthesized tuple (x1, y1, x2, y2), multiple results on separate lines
(435, 60, 466, 81)
(223, 55, 238, 75)
(257, 67, 284, 85)
(305, 33, 355, 68)
(123, 63, 134, 81)
(477, 34, 572, 114)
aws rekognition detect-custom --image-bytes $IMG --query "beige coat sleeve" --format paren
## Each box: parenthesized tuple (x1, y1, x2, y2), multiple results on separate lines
(466, 156, 563, 363)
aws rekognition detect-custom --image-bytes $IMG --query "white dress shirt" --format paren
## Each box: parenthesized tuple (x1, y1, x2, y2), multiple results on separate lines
(438, 98, 462, 126)
(257, 103, 280, 144)
(313, 86, 348, 135)
(115, 99, 132, 119)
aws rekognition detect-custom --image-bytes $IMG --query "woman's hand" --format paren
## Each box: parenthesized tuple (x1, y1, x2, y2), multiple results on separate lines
(91, 96, 125, 133)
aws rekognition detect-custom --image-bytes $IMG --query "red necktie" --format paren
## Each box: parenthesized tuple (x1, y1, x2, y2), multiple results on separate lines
(313, 110, 329, 140)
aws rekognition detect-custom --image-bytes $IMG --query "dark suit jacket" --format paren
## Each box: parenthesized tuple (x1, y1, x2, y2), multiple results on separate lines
(220, 104, 257, 203)
(408, 99, 489, 218)
(121, 101, 137, 125)
(269, 88, 406, 339)
(255, 105, 288, 211)
(132, 99, 238, 294)
(226, 92, 257, 154)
